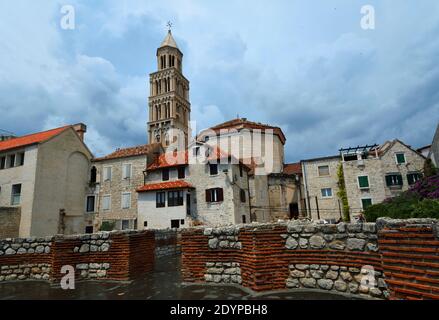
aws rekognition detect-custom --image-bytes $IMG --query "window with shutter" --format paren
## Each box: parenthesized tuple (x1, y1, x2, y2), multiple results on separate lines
(122, 193, 131, 209)
(318, 165, 330, 176)
(102, 195, 111, 210)
(361, 198, 373, 209)
(407, 173, 422, 185)
(386, 174, 403, 187)
(358, 176, 370, 189)
(122, 164, 132, 179)
(217, 188, 224, 202)
(395, 153, 406, 164)
(104, 167, 112, 181)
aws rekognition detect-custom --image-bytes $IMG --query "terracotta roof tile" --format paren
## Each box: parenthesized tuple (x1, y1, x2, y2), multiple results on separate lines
(204, 118, 286, 144)
(136, 180, 194, 192)
(0, 126, 70, 153)
(283, 162, 302, 175)
(94, 143, 162, 161)
(147, 145, 232, 171)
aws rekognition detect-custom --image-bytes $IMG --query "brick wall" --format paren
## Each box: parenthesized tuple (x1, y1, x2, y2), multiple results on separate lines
(377, 218, 439, 300)
(0, 207, 21, 239)
(182, 218, 439, 300)
(0, 230, 155, 283)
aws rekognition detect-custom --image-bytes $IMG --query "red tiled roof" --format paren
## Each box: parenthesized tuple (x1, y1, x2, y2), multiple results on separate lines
(147, 146, 232, 171)
(203, 118, 287, 144)
(0, 126, 70, 153)
(136, 180, 194, 192)
(147, 150, 189, 170)
(94, 143, 162, 161)
(283, 162, 302, 175)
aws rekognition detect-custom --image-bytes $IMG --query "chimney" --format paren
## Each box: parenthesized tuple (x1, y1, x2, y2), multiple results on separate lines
(72, 123, 87, 141)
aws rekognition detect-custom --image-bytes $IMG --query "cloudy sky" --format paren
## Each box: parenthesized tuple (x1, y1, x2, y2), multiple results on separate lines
(0, 1, 438, 162)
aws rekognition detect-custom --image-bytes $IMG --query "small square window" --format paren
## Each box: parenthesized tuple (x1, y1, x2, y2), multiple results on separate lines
(85, 226, 94, 234)
(144, 221, 148, 227)
(209, 163, 218, 175)
(318, 165, 330, 176)
(321, 188, 332, 198)
(122, 220, 130, 230)
(396, 153, 406, 164)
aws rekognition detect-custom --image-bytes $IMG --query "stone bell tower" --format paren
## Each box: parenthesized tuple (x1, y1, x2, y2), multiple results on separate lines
(147, 29, 191, 149)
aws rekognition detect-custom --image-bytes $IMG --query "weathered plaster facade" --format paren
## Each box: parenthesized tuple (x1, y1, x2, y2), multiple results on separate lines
(91, 144, 162, 231)
(301, 156, 343, 222)
(137, 151, 251, 229)
(0, 126, 93, 238)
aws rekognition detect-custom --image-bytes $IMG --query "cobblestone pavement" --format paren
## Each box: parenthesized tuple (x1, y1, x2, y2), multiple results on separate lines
(0, 256, 362, 300)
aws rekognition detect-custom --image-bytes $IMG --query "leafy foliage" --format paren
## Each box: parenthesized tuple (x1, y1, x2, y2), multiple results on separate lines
(364, 174, 439, 222)
(336, 164, 350, 222)
(99, 221, 116, 231)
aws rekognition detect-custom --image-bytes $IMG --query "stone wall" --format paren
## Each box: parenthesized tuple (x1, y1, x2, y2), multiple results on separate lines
(154, 229, 181, 257)
(0, 230, 155, 283)
(0, 207, 21, 239)
(181, 218, 439, 300)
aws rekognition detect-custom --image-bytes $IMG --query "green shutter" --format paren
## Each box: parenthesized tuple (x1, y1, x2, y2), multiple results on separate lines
(385, 175, 392, 186)
(358, 176, 369, 188)
(396, 175, 403, 185)
(362, 198, 372, 209)
(396, 153, 406, 164)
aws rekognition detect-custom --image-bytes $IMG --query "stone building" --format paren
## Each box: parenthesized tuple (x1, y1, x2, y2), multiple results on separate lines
(301, 155, 343, 222)
(0, 124, 93, 238)
(136, 144, 251, 229)
(148, 30, 191, 149)
(196, 118, 304, 223)
(341, 140, 425, 219)
(90, 143, 163, 232)
(301, 139, 426, 222)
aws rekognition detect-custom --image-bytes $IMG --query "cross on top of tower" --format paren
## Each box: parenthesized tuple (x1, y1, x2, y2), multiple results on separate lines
(166, 21, 173, 32)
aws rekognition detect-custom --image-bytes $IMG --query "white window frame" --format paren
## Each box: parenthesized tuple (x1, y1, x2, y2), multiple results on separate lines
(103, 166, 112, 182)
(121, 192, 131, 209)
(102, 195, 111, 211)
(395, 152, 406, 165)
(357, 175, 370, 190)
(361, 197, 373, 210)
(122, 163, 132, 180)
(11, 183, 22, 206)
(321, 188, 333, 198)
(318, 165, 330, 176)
